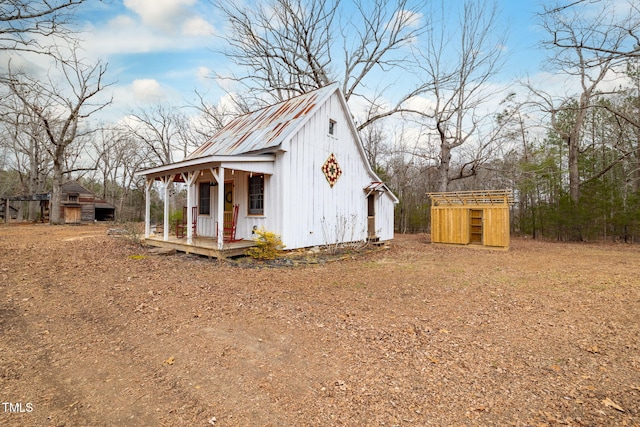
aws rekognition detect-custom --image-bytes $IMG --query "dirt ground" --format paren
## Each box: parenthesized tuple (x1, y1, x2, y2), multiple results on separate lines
(1, 223, 639, 427)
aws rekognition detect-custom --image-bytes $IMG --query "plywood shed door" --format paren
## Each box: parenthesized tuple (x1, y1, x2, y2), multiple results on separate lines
(470, 209, 483, 244)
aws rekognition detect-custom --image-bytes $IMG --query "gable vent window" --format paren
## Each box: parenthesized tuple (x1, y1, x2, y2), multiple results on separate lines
(328, 119, 336, 135)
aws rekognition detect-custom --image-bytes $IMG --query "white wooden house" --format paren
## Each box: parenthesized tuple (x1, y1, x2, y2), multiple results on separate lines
(137, 83, 398, 255)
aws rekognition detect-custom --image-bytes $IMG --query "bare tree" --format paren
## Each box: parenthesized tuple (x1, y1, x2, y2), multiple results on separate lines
(410, 0, 507, 192)
(188, 89, 242, 140)
(124, 104, 198, 217)
(3, 50, 112, 224)
(219, 0, 335, 102)
(0, 95, 52, 219)
(125, 104, 198, 167)
(385, 124, 432, 232)
(543, 0, 640, 62)
(90, 126, 149, 220)
(216, 0, 430, 128)
(0, 0, 86, 55)
(359, 106, 389, 173)
(0, 96, 50, 193)
(535, 0, 633, 202)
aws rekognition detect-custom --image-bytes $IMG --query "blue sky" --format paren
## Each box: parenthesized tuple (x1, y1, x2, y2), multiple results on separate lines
(72, 0, 551, 118)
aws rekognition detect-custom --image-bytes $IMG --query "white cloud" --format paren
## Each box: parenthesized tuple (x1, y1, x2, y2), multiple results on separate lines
(79, 1, 216, 58)
(124, 0, 194, 32)
(183, 16, 214, 37)
(122, 0, 214, 37)
(81, 21, 214, 58)
(394, 9, 423, 29)
(197, 66, 212, 82)
(108, 14, 137, 29)
(131, 79, 166, 102)
(83, 21, 168, 55)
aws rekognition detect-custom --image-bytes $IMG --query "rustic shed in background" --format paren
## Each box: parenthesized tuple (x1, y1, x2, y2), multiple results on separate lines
(59, 182, 115, 223)
(428, 189, 514, 249)
(2, 182, 116, 224)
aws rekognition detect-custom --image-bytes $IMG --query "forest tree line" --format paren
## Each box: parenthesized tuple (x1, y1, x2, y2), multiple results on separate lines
(1, 0, 640, 242)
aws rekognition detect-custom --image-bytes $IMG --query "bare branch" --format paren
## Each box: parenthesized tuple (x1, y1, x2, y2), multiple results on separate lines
(409, 0, 507, 191)
(540, 0, 640, 65)
(2, 48, 112, 223)
(0, 0, 86, 56)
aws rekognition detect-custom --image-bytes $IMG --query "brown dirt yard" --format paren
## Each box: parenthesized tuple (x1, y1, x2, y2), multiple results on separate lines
(1, 224, 639, 427)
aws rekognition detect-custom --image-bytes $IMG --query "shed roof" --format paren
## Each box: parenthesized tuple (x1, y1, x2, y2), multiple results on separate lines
(428, 189, 514, 206)
(61, 181, 93, 195)
(187, 83, 339, 159)
(95, 202, 116, 210)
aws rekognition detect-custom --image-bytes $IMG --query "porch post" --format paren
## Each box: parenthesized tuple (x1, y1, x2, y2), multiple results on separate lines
(144, 178, 152, 238)
(217, 166, 225, 249)
(184, 171, 198, 245)
(162, 175, 174, 241)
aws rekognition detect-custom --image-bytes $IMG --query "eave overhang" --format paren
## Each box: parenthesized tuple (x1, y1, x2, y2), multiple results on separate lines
(135, 154, 276, 181)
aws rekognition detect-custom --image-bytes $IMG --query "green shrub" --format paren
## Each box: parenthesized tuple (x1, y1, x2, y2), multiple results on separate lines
(245, 228, 285, 260)
(168, 209, 183, 232)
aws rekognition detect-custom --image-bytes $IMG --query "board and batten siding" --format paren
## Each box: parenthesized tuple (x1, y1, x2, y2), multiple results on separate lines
(374, 192, 395, 241)
(175, 87, 396, 249)
(190, 170, 268, 240)
(274, 91, 373, 249)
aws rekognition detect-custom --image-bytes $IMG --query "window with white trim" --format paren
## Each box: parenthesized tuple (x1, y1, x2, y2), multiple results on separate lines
(199, 182, 210, 215)
(248, 174, 264, 215)
(329, 119, 336, 135)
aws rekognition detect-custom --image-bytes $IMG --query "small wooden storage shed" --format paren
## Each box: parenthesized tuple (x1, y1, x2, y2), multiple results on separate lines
(428, 189, 513, 249)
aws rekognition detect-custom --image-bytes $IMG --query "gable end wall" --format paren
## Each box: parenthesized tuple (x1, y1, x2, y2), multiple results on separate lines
(271, 92, 377, 249)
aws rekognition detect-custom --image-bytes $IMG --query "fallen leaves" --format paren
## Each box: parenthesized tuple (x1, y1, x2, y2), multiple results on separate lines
(602, 397, 624, 412)
(586, 345, 600, 354)
(3, 226, 640, 426)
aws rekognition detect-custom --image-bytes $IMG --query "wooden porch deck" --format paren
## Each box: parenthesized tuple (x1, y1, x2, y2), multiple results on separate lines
(144, 234, 256, 258)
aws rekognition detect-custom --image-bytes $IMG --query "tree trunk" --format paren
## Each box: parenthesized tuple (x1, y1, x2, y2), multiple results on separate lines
(436, 135, 451, 192)
(568, 133, 580, 202)
(634, 141, 640, 194)
(49, 160, 63, 225)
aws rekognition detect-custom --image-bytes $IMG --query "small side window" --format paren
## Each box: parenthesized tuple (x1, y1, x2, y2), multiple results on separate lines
(329, 119, 336, 135)
(248, 174, 264, 215)
(199, 182, 210, 215)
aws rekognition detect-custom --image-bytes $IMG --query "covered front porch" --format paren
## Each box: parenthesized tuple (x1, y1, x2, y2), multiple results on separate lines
(144, 233, 256, 258)
(138, 154, 274, 253)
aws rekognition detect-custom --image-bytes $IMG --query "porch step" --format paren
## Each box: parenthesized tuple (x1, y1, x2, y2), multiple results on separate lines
(148, 247, 177, 256)
(368, 236, 384, 246)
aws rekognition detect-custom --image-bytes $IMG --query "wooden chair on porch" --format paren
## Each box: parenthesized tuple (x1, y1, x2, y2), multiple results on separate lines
(176, 206, 197, 238)
(216, 204, 240, 242)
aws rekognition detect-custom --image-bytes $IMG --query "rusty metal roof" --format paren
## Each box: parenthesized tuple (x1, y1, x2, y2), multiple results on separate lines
(187, 83, 339, 159)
